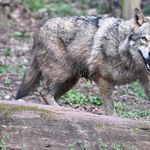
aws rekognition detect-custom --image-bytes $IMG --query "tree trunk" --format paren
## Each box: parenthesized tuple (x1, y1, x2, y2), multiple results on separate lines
(0, 100, 150, 150)
(121, 0, 141, 19)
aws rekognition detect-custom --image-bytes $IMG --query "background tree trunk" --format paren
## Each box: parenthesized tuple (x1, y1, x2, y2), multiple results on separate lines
(0, 100, 150, 150)
(121, 0, 141, 19)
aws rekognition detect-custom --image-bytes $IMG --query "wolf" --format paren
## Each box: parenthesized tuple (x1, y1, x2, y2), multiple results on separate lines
(15, 8, 150, 116)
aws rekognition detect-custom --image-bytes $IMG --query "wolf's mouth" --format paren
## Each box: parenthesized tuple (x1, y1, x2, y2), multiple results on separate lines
(139, 51, 150, 72)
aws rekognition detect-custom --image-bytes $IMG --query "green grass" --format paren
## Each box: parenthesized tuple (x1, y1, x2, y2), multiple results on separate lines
(0, 62, 27, 74)
(117, 80, 147, 99)
(13, 30, 26, 37)
(116, 103, 150, 120)
(116, 90, 128, 95)
(97, 3, 107, 14)
(76, 0, 93, 8)
(82, 10, 87, 16)
(114, 101, 123, 109)
(68, 138, 138, 150)
(0, 49, 11, 56)
(0, 65, 7, 73)
(0, 134, 36, 150)
(142, 6, 150, 15)
(4, 80, 12, 85)
(115, 80, 150, 120)
(68, 140, 89, 150)
(129, 80, 148, 99)
(81, 82, 92, 88)
(24, 0, 46, 11)
(0, 134, 9, 150)
(24, 0, 76, 17)
(61, 91, 88, 106)
(47, 1, 76, 17)
(61, 80, 150, 121)
(61, 91, 102, 106)
(88, 95, 102, 105)
(76, 0, 84, 5)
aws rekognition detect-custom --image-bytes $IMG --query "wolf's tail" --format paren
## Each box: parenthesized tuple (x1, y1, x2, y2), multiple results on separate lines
(15, 56, 41, 100)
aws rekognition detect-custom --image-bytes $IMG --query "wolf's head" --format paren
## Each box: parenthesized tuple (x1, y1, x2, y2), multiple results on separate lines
(130, 8, 150, 72)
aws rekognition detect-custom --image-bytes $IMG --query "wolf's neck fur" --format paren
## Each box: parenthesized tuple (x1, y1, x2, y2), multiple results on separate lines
(92, 17, 133, 62)
(88, 18, 140, 84)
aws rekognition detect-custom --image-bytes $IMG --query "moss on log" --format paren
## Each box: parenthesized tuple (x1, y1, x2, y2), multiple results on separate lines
(0, 101, 150, 150)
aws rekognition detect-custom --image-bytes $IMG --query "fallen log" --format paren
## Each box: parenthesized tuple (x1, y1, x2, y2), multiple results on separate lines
(0, 100, 150, 150)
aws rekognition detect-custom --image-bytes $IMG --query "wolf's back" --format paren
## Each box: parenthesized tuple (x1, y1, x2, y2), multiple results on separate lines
(15, 55, 41, 100)
(15, 16, 99, 100)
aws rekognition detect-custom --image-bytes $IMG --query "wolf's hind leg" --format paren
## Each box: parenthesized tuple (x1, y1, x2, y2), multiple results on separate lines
(97, 77, 116, 116)
(40, 75, 79, 105)
(53, 76, 79, 101)
(40, 86, 59, 106)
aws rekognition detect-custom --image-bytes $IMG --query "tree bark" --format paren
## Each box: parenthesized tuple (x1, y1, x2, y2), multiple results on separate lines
(121, 0, 141, 19)
(0, 100, 150, 150)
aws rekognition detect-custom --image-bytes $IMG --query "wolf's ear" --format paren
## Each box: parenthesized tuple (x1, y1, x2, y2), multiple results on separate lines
(132, 8, 148, 31)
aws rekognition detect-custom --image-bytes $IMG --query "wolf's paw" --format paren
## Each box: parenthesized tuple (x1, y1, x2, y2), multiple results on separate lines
(49, 100, 60, 107)
(112, 112, 118, 117)
(104, 110, 117, 117)
(52, 102, 60, 107)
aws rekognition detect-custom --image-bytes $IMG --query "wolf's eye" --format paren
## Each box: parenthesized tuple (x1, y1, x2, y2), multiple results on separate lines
(141, 37, 147, 42)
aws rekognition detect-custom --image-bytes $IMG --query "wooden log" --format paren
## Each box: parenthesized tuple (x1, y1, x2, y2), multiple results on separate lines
(0, 100, 150, 150)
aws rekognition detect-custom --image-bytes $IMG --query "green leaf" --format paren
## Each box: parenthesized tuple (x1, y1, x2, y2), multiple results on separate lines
(0, 65, 7, 73)
(61, 91, 88, 106)
(1, 139, 5, 145)
(14, 31, 22, 36)
(68, 144, 74, 147)
(84, 144, 89, 148)
(5, 49, 11, 56)
(14, 30, 26, 36)
(21, 30, 26, 36)
(88, 95, 102, 105)
(3, 134, 9, 138)
(115, 102, 122, 109)
(78, 140, 82, 144)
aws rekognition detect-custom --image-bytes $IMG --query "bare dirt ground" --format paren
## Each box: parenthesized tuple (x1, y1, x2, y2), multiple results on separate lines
(0, 1, 150, 122)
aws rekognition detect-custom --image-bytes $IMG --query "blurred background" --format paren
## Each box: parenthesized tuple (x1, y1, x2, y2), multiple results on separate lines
(0, 0, 150, 49)
(1, 0, 150, 120)
(0, 0, 150, 77)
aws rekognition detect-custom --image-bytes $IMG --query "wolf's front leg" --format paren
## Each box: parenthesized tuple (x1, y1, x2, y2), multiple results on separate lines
(139, 75, 150, 100)
(98, 77, 116, 116)
(40, 87, 59, 106)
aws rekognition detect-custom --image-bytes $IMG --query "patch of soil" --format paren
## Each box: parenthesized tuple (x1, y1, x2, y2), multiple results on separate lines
(1, 71, 150, 122)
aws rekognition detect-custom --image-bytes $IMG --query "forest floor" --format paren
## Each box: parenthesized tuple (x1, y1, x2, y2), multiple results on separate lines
(0, 1, 150, 122)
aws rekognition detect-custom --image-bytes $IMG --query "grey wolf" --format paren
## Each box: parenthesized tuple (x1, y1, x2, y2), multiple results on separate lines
(15, 8, 150, 116)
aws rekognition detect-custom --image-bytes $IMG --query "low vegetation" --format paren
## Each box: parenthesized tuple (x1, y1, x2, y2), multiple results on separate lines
(61, 91, 102, 106)
(60, 80, 150, 122)
(0, 134, 36, 150)
(142, 5, 150, 15)
(0, 134, 138, 150)
(68, 138, 138, 150)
